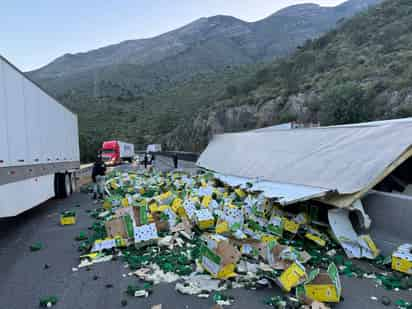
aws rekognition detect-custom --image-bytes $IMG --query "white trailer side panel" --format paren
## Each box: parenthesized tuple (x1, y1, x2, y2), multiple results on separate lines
(118, 141, 134, 158)
(3, 59, 28, 164)
(23, 78, 42, 162)
(37, 90, 48, 162)
(0, 56, 80, 167)
(0, 175, 55, 217)
(0, 61, 9, 164)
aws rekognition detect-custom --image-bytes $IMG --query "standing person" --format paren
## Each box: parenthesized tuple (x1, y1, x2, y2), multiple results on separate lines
(151, 153, 156, 166)
(173, 153, 178, 169)
(144, 152, 148, 169)
(92, 155, 107, 201)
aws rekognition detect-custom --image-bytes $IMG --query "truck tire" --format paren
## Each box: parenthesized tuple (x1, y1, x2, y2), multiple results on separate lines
(54, 173, 71, 198)
(70, 173, 76, 194)
(54, 173, 63, 198)
(63, 173, 72, 198)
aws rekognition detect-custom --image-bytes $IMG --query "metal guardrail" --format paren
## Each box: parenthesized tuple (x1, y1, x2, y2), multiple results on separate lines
(135, 151, 199, 162)
(75, 164, 93, 178)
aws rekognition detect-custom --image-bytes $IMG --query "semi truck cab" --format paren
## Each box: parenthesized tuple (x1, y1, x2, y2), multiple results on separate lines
(101, 141, 120, 165)
(101, 140, 134, 166)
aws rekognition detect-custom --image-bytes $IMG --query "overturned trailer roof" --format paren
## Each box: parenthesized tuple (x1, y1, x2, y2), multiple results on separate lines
(197, 119, 412, 208)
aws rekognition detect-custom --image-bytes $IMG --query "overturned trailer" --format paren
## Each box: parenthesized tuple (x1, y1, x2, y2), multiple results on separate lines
(197, 118, 412, 208)
(197, 119, 412, 257)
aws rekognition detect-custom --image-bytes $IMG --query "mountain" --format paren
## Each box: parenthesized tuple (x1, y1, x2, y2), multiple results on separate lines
(165, 0, 412, 151)
(26, 0, 382, 162)
(28, 0, 381, 97)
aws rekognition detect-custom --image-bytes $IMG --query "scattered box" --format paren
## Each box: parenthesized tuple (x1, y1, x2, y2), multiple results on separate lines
(392, 244, 412, 274)
(60, 211, 76, 225)
(201, 238, 240, 279)
(283, 218, 300, 234)
(171, 198, 185, 217)
(277, 261, 307, 292)
(183, 200, 197, 219)
(215, 220, 230, 234)
(268, 215, 284, 237)
(134, 223, 159, 246)
(91, 237, 128, 252)
(194, 209, 215, 230)
(105, 216, 134, 239)
(305, 227, 327, 247)
(303, 263, 341, 303)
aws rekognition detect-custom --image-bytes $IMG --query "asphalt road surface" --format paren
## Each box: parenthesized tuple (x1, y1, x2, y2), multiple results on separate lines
(0, 163, 411, 309)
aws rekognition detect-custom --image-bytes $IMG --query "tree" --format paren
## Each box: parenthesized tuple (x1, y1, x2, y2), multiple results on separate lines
(319, 82, 374, 126)
(225, 85, 238, 97)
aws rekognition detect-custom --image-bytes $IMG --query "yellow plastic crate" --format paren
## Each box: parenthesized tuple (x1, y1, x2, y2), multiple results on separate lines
(60, 216, 76, 225)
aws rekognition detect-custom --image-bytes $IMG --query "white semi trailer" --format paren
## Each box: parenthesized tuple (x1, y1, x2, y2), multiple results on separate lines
(0, 55, 80, 218)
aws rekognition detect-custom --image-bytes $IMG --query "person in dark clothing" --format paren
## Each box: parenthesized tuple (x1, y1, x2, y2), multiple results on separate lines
(151, 153, 156, 166)
(143, 153, 148, 169)
(173, 153, 178, 169)
(92, 156, 107, 200)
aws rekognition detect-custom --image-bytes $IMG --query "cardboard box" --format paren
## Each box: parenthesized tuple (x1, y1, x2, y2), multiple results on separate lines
(304, 227, 327, 247)
(134, 223, 159, 245)
(239, 240, 267, 259)
(110, 180, 120, 190)
(305, 233, 326, 247)
(152, 211, 170, 232)
(261, 234, 279, 243)
(277, 261, 307, 292)
(91, 237, 128, 252)
(268, 215, 283, 237)
(115, 206, 141, 227)
(215, 220, 230, 234)
(266, 241, 311, 270)
(171, 198, 185, 217)
(134, 204, 149, 226)
(103, 195, 122, 209)
(221, 205, 244, 228)
(163, 207, 178, 228)
(105, 216, 134, 239)
(157, 191, 174, 205)
(194, 209, 215, 230)
(303, 263, 341, 303)
(202, 195, 212, 208)
(283, 218, 300, 234)
(183, 200, 197, 219)
(121, 198, 130, 207)
(201, 237, 240, 279)
(234, 188, 246, 198)
(392, 244, 412, 274)
(60, 211, 76, 225)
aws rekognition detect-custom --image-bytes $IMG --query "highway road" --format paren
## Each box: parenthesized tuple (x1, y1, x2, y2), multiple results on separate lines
(0, 161, 411, 309)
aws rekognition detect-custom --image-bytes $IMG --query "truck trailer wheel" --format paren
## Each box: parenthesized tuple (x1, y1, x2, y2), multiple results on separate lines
(70, 173, 76, 194)
(54, 173, 72, 198)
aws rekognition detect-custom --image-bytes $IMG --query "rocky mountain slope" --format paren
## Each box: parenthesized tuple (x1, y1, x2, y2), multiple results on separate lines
(29, 0, 380, 97)
(165, 0, 412, 151)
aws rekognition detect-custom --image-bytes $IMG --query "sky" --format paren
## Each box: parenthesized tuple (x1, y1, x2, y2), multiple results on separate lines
(1, 0, 345, 71)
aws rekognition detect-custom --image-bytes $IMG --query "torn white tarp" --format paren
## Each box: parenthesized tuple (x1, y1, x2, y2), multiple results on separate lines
(215, 173, 331, 205)
(328, 208, 379, 259)
(197, 120, 412, 207)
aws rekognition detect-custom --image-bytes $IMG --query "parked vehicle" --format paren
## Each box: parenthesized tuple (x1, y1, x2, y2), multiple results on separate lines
(101, 141, 135, 165)
(0, 55, 80, 217)
(146, 144, 162, 153)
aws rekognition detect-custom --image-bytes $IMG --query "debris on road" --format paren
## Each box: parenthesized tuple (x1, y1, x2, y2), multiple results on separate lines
(121, 299, 128, 307)
(381, 296, 391, 306)
(392, 244, 412, 275)
(60, 210, 76, 225)
(39, 296, 58, 307)
(72, 169, 411, 307)
(30, 242, 43, 252)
